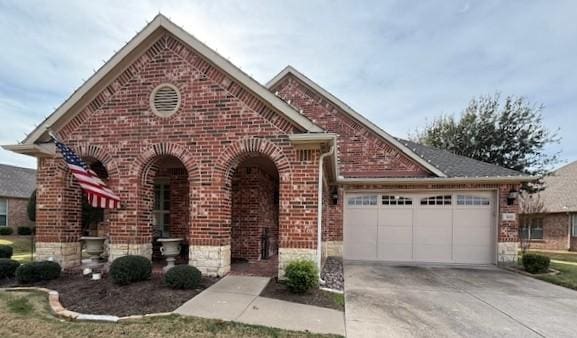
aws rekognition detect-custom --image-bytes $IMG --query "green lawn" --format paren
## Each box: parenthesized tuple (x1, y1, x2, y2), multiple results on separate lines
(0, 291, 340, 338)
(526, 250, 577, 263)
(536, 262, 577, 290)
(0, 236, 33, 262)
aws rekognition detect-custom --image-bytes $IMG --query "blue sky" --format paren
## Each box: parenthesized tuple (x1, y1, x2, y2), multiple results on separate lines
(1, 0, 575, 169)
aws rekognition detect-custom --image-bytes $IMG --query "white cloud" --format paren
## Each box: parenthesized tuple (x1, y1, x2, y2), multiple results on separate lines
(1, 0, 575, 170)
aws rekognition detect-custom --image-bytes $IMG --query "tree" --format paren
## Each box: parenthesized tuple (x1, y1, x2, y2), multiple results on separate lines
(412, 94, 559, 191)
(518, 193, 547, 254)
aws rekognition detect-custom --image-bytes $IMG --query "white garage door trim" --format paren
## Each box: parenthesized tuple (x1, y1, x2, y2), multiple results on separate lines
(344, 191, 497, 265)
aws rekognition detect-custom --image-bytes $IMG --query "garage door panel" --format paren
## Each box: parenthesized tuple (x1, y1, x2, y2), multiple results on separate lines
(344, 208, 378, 260)
(344, 192, 495, 264)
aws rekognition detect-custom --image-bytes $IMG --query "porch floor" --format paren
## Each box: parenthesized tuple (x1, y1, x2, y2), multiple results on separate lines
(230, 255, 278, 277)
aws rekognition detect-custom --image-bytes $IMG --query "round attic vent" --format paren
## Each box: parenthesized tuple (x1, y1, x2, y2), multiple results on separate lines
(150, 84, 181, 117)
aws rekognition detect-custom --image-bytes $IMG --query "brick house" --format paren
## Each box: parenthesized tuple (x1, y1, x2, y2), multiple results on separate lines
(0, 164, 36, 231)
(520, 161, 577, 251)
(3, 15, 532, 276)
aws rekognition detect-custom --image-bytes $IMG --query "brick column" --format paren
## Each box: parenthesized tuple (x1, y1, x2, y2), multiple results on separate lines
(35, 157, 82, 268)
(497, 184, 521, 264)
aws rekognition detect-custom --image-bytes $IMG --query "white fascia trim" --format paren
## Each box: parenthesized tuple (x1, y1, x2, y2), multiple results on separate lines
(1, 143, 55, 157)
(267, 66, 447, 178)
(20, 15, 322, 146)
(338, 175, 536, 185)
(289, 133, 340, 180)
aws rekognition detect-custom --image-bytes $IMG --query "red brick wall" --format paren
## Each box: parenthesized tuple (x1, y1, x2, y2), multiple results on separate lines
(231, 166, 278, 261)
(36, 33, 320, 251)
(5, 197, 35, 230)
(521, 213, 569, 251)
(271, 75, 432, 178)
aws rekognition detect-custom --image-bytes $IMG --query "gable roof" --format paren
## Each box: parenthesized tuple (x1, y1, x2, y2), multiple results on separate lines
(397, 139, 527, 178)
(0, 164, 36, 199)
(536, 161, 577, 213)
(9, 14, 323, 149)
(267, 66, 447, 178)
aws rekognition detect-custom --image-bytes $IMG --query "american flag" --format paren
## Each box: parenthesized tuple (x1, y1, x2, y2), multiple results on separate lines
(54, 138, 121, 209)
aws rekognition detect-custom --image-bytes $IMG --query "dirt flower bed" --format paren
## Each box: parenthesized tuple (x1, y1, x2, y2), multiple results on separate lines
(260, 279, 344, 311)
(1, 273, 218, 317)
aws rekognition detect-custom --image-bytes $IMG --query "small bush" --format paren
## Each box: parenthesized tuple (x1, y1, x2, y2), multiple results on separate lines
(17, 227, 32, 236)
(522, 254, 551, 274)
(15, 261, 61, 284)
(0, 244, 13, 258)
(0, 259, 20, 278)
(164, 265, 202, 289)
(110, 255, 152, 285)
(0, 227, 13, 236)
(284, 259, 319, 294)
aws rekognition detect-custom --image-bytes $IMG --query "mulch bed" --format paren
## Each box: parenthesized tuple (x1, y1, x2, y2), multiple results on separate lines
(260, 279, 344, 311)
(0, 273, 219, 317)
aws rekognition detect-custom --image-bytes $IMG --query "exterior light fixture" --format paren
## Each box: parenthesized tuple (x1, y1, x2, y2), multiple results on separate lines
(507, 189, 519, 205)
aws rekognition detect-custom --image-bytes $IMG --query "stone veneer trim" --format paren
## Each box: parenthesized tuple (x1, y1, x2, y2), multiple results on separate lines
(35, 242, 81, 268)
(189, 245, 231, 277)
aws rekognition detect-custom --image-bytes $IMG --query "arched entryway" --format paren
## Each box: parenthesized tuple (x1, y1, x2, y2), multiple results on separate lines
(140, 155, 190, 266)
(230, 155, 279, 276)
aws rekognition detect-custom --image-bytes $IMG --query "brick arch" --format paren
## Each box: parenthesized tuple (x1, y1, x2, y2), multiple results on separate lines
(130, 143, 200, 183)
(74, 143, 120, 178)
(213, 138, 292, 185)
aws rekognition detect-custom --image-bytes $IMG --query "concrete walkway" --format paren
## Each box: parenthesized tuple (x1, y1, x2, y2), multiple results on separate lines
(175, 275, 345, 336)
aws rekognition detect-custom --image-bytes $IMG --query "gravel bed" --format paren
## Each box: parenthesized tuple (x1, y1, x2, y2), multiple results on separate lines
(321, 256, 344, 291)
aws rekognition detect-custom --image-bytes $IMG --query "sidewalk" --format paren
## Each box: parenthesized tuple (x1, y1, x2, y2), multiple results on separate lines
(174, 275, 345, 336)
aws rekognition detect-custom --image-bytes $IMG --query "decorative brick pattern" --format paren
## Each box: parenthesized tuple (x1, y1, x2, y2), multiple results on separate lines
(271, 74, 432, 178)
(188, 244, 231, 276)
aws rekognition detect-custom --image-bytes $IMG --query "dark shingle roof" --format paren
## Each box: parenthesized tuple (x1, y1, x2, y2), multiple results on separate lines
(0, 164, 36, 199)
(397, 139, 526, 178)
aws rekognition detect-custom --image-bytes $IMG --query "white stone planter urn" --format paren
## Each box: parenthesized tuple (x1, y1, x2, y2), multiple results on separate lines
(157, 238, 183, 271)
(80, 237, 106, 263)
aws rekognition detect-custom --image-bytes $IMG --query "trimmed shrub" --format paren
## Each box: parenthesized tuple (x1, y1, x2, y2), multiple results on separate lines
(164, 265, 202, 289)
(284, 259, 319, 294)
(15, 261, 61, 284)
(17, 226, 33, 236)
(0, 259, 20, 278)
(0, 227, 13, 236)
(110, 255, 152, 285)
(0, 244, 13, 258)
(522, 254, 551, 274)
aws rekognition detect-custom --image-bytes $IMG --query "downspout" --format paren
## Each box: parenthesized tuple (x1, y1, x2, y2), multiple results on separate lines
(317, 145, 335, 285)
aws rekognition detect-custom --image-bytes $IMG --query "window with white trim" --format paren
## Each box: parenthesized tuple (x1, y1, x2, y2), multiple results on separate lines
(347, 195, 378, 206)
(520, 217, 544, 240)
(572, 214, 577, 237)
(153, 181, 171, 237)
(382, 195, 412, 206)
(0, 198, 6, 226)
(456, 195, 490, 206)
(420, 195, 452, 206)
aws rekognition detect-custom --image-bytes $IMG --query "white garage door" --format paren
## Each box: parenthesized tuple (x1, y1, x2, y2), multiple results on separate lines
(344, 192, 495, 264)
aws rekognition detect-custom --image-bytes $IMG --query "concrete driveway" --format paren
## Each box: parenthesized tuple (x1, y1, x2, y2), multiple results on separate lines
(344, 262, 577, 338)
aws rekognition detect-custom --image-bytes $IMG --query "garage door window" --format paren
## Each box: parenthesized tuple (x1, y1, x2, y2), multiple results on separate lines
(382, 195, 412, 205)
(420, 195, 452, 206)
(347, 195, 377, 206)
(456, 195, 490, 206)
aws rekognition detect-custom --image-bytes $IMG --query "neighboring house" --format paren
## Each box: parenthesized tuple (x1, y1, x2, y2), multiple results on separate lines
(2, 15, 532, 275)
(521, 161, 577, 251)
(0, 163, 36, 231)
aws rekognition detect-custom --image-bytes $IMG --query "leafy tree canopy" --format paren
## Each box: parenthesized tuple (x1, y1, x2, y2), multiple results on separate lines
(412, 94, 559, 190)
